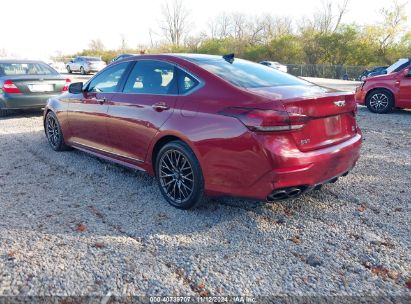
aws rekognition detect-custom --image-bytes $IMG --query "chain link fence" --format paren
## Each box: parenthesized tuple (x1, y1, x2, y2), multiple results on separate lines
(286, 64, 367, 81)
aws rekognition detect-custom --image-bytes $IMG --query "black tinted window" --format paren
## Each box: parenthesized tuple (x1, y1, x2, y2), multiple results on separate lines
(193, 58, 308, 88)
(87, 62, 129, 93)
(123, 60, 177, 95)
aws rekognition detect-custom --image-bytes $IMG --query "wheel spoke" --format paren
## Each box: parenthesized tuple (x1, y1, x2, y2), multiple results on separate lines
(370, 93, 389, 111)
(159, 149, 195, 205)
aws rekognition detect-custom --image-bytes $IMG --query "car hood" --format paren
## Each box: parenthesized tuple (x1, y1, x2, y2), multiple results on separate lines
(367, 71, 399, 81)
(247, 84, 344, 101)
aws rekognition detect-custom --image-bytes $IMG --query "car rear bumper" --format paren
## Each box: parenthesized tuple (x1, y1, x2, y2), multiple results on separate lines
(0, 94, 58, 109)
(205, 133, 362, 201)
(85, 66, 105, 73)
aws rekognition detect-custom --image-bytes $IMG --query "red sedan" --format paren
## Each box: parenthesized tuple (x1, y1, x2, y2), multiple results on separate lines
(355, 58, 411, 113)
(44, 54, 362, 209)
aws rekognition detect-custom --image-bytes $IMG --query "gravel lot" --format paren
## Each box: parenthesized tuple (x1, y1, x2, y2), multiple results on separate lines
(0, 105, 410, 299)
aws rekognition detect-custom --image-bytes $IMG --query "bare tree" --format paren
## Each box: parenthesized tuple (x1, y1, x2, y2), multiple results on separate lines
(333, 0, 350, 32)
(185, 32, 207, 51)
(260, 15, 293, 43)
(0, 48, 8, 58)
(299, 0, 350, 33)
(376, 0, 408, 61)
(88, 39, 105, 52)
(208, 13, 232, 39)
(119, 34, 128, 51)
(160, 0, 191, 46)
(232, 13, 250, 41)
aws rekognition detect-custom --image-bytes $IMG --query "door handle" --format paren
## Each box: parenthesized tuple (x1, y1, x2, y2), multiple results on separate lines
(152, 102, 170, 112)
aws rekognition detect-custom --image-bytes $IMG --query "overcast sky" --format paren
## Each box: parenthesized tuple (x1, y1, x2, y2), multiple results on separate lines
(1, 0, 410, 59)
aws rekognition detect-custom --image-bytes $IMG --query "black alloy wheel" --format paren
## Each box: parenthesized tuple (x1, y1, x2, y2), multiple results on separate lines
(156, 141, 205, 209)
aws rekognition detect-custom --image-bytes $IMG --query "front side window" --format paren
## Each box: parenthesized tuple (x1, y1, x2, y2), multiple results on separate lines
(123, 60, 177, 95)
(191, 57, 309, 88)
(87, 62, 129, 93)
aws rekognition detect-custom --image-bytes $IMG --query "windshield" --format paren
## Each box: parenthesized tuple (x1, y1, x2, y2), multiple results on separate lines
(386, 58, 410, 74)
(191, 57, 308, 88)
(0, 62, 58, 76)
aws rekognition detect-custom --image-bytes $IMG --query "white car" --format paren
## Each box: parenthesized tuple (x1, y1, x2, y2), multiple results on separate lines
(66, 56, 106, 75)
(259, 61, 288, 73)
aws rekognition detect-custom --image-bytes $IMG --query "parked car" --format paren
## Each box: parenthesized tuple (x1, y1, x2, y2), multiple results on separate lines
(0, 60, 70, 116)
(355, 58, 411, 113)
(357, 66, 388, 81)
(48, 61, 66, 73)
(259, 61, 288, 73)
(111, 54, 138, 63)
(44, 54, 362, 209)
(66, 56, 106, 75)
(367, 66, 388, 78)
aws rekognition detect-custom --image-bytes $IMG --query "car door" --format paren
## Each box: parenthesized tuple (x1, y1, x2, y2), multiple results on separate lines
(71, 58, 79, 71)
(67, 62, 130, 152)
(106, 60, 178, 163)
(398, 68, 411, 108)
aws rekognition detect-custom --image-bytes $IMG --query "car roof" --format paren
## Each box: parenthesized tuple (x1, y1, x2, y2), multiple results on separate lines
(170, 53, 231, 61)
(113, 53, 228, 63)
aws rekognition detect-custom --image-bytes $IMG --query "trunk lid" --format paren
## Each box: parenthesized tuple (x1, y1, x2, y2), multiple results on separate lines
(248, 85, 358, 152)
(6, 75, 66, 94)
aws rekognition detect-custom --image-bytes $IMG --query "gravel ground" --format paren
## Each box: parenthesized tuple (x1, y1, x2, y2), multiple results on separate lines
(0, 107, 410, 300)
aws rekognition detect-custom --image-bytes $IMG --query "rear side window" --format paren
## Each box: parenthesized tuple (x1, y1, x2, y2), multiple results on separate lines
(87, 62, 129, 93)
(0, 62, 58, 76)
(193, 58, 308, 88)
(123, 60, 177, 95)
(177, 69, 199, 94)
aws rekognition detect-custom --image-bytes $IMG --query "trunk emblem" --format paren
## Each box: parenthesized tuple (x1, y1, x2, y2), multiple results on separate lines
(334, 100, 346, 107)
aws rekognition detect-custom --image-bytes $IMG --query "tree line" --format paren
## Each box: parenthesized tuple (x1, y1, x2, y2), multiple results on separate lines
(65, 0, 410, 69)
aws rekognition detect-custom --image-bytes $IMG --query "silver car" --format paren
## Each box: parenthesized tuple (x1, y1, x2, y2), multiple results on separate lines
(66, 56, 106, 75)
(259, 61, 288, 73)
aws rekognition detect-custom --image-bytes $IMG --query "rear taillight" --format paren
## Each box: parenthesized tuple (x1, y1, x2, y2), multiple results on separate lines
(221, 108, 310, 132)
(62, 79, 71, 92)
(2, 80, 22, 94)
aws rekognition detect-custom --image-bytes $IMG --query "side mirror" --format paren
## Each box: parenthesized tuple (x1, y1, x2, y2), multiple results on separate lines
(69, 82, 84, 94)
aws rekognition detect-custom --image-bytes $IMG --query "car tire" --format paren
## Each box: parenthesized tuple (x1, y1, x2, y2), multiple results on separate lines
(45, 111, 71, 151)
(366, 89, 394, 114)
(0, 109, 11, 117)
(155, 141, 205, 209)
(66, 66, 72, 74)
(80, 67, 86, 75)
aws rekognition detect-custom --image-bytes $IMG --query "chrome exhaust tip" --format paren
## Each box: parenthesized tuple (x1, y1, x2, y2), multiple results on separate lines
(267, 186, 306, 202)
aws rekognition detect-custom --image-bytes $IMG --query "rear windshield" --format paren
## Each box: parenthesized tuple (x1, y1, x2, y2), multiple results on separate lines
(84, 57, 101, 61)
(0, 62, 58, 76)
(191, 57, 308, 88)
